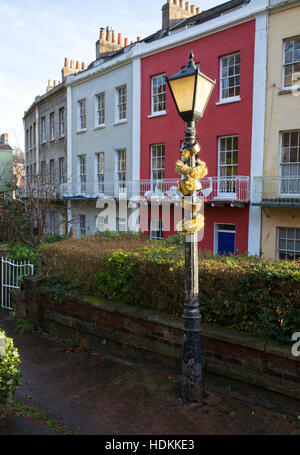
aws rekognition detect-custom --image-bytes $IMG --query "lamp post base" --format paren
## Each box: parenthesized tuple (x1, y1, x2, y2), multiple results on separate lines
(181, 331, 204, 403)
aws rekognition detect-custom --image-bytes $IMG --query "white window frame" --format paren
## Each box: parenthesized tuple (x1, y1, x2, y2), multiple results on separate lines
(79, 214, 87, 237)
(219, 52, 241, 103)
(96, 152, 105, 193)
(282, 37, 300, 90)
(95, 93, 105, 127)
(280, 130, 300, 195)
(277, 227, 300, 260)
(50, 112, 55, 140)
(151, 74, 166, 115)
(29, 126, 32, 149)
(59, 157, 65, 184)
(41, 160, 46, 184)
(26, 129, 29, 151)
(150, 220, 164, 240)
(151, 144, 165, 192)
(59, 107, 65, 137)
(41, 117, 46, 143)
(78, 155, 86, 193)
(115, 149, 127, 195)
(78, 99, 86, 131)
(49, 211, 59, 235)
(218, 136, 238, 196)
(116, 216, 127, 233)
(49, 159, 55, 183)
(116, 85, 127, 122)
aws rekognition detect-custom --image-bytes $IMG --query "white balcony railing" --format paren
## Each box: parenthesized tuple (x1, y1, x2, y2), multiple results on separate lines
(252, 176, 300, 206)
(17, 176, 250, 204)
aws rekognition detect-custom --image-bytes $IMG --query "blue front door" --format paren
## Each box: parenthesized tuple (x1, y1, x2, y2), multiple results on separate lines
(218, 231, 235, 255)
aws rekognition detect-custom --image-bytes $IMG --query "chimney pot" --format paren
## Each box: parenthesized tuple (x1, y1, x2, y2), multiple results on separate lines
(118, 33, 123, 45)
(124, 37, 129, 47)
(185, 2, 190, 12)
(81, 62, 86, 70)
(76, 61, 80, 69)
(173, 0, 177, 5)
(100, 28, 105, 40)
(137, 36, 141, 41)
(64, 57, 69, 67)
(191, 4, 195, 13)
(70, 60, 74, 68)
(112, 30, 116, 43)
(180, 0, 184, 7)
(196, 7, 200, 14)
(106, 26, 111, 41)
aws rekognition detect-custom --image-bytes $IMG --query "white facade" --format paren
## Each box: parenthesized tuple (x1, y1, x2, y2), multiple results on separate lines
(66, 49, 141, 236)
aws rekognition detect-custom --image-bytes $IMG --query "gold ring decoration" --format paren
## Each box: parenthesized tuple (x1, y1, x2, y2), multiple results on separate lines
(181, 199, 202, 213)
(176, 213, 205, 235)
(176, 141, 208, 234)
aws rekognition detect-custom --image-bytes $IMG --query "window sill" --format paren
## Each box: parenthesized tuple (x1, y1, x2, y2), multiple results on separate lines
(77, 129, 87, 134)
(49, 138, 56, 143)
(147, 111, 167, 119)
(114, 119, 128, 126)
(94, 125, 106, 130)
(279, 86, 300, 95)
(216, 96, 241, 106)
(58, 135, 65, 139)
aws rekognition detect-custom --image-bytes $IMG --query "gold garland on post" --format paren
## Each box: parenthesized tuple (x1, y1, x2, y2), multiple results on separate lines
(176, 142, 208, 235)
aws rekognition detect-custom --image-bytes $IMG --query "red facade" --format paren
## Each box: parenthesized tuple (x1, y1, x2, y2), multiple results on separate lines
(140, 20, 255, 254)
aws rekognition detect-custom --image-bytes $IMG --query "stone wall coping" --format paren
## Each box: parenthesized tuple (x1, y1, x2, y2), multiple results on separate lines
(24, 277, 299, 364)
(82, 295, 298, 363)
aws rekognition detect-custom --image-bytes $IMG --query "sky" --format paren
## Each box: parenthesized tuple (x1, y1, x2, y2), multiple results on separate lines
(0, 0, 225, 151)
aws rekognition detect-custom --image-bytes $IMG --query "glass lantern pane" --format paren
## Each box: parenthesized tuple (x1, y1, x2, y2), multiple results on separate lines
(194, 73, 215, 118)
(168, 74, 196, 114)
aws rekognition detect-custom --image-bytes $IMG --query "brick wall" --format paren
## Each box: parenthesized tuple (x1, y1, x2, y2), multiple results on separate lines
(11, 276, 300, 399)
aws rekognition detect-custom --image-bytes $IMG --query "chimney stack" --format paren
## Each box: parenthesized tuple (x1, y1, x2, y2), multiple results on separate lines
(62, 57, 86, 81)
(46, 79, 54, 92)
(96, 25, 124, 59)
(162, 0, 199, 30)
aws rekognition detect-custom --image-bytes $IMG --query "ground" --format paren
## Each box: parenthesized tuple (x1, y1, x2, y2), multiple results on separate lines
(0, 309, 300, 437)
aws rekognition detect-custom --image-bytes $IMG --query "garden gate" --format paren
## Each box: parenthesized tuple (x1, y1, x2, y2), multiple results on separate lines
(1, 257, 34, 310)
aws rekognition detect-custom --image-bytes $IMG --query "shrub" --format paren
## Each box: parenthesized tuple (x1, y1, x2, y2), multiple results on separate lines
(0, 331, 21, 405)
(9, 245, 37, 265)
(39, 234, 300, 344)
(41, 234, 70, 245)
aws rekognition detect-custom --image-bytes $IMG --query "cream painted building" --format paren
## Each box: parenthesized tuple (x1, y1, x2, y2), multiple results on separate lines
(252, 0, 300, 259)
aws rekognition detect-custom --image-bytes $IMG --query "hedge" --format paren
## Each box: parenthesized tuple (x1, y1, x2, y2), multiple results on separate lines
(39, 233, 300, 344)
(0, 330, 21, 405)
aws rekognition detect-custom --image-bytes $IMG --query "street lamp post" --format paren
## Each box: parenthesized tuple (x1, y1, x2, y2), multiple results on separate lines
(167, 51, 215, 403)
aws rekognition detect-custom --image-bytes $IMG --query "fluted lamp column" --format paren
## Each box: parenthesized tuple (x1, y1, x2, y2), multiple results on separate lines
(167, 51, 215, 402)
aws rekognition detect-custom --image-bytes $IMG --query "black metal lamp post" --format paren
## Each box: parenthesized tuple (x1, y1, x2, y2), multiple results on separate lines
(167, 51, 215, 403)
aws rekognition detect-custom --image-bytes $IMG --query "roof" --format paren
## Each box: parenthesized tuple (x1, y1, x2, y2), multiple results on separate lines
(170, 0, 251, 32)
(88, 0, 252, 69)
